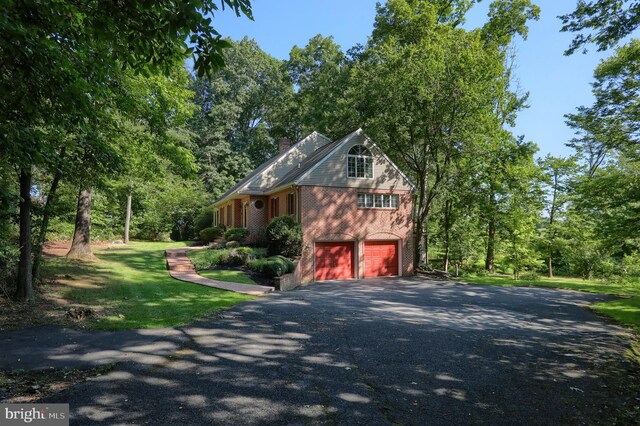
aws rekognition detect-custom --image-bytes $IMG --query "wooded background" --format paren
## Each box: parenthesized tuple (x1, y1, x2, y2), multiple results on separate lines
(1, 0, 639, 301)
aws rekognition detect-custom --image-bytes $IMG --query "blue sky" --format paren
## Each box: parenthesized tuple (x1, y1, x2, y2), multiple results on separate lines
(213, 0, 613, 158)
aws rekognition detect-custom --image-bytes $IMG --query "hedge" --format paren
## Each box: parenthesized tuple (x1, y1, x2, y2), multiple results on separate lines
(225, 227, 249, 243)
(266, 216, 302, 258)
(247, 255, 295, 278)
(199, 226, 224, 243)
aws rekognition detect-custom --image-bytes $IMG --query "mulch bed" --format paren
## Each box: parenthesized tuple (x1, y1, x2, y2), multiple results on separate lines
(0, 280, 75, 331)
(0, 365, 114, 403)
(0, 240, 110, 331)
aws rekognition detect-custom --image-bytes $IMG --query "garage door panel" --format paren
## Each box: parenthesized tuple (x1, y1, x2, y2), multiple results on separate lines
(315, 242, 354, 281)
(364, 241, 399, 278)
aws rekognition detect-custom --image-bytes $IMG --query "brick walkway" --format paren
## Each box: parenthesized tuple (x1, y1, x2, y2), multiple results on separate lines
(165, 247, 274, 296)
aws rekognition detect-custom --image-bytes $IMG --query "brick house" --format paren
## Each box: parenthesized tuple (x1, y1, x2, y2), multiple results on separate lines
(212, 129, 415, 283)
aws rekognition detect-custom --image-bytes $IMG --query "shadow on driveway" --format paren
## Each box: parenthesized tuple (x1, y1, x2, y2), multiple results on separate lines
(10, 278, 636, 425)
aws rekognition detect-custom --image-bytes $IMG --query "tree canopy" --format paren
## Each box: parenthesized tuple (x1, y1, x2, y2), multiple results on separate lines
(560, 0, 640, 54)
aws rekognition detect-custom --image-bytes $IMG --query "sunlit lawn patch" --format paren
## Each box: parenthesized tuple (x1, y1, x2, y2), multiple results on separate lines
(198, 269, 256, 285)
(458, 273, 640, 334)
(41, 241, 254, 330)
(592, 297, 640, 329)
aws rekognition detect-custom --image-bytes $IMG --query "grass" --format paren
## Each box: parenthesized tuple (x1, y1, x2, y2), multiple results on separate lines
(40, 241, 255, 330)
(592, 297, 640, 329)
(198, 269, 256, 285)
(459, 273, 640, 334)
(457, 274, 638, 296)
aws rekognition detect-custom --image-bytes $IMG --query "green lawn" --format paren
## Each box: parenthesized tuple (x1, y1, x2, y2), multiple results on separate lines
(42, 241, 255, 330)
(459, 273, 640, 331)
(198, 269, 256, 285)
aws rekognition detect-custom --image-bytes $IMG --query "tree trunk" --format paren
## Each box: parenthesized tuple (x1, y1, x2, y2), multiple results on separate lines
(414, 217, 426, 267)
(423, 205, 431, 266)
(67, 187, 94, 259)
(413, 187, 427, 267)
(547, 251, 553, 278)
(124, 193, 132, 244)
(485, 217, 495, 272)
(424, 225, 430, 266)
(32, 162, 64, 282)
(443, 199, 452, 273)
(444, 246, 450, 273)
(16, 168, 34, 301)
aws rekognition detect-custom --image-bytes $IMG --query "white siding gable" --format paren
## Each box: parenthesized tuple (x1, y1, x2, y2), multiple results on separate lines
(297, 132, 413, 191)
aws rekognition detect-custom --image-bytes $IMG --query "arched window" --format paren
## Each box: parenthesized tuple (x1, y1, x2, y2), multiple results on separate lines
(347, 145, 373, 178)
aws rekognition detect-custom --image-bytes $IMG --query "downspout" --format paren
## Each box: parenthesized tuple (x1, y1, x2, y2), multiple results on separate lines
(294, 185, 301, 223)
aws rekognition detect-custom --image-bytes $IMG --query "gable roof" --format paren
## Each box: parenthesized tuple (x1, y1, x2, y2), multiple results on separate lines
(276, 130, 360, 188)
(213, 131, 332, 205)
(214, 150, 285, 204)
(213, 128, 415, 205)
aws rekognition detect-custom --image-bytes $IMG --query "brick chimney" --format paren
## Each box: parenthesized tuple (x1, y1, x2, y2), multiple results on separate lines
(278, 137, 291, 153)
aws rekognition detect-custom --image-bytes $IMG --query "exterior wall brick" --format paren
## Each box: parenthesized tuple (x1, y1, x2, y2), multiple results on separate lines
(247, 196, 268, 244)
(299, 185, 414, 283)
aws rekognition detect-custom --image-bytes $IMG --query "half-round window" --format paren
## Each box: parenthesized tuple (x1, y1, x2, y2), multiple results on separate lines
(347, 145, 373, 178)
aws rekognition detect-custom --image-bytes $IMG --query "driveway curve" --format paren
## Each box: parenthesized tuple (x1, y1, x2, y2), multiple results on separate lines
(46, 278, 636, 425)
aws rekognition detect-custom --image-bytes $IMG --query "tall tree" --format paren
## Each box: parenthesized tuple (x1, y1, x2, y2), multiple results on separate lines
(539, 155, 578, 277)
(1, 0, 246, 299)
(65, 66, 198, 259)
(191, 38, 291, 198)
(350, 0, 538, 266)
(66, 188, 94, 259)
(567, 40, 640, 171)
(560, 0, 640, 54)
(566, 39, 640, 259)
(499, 141, 543, 279)
(287, 35, 351, 139)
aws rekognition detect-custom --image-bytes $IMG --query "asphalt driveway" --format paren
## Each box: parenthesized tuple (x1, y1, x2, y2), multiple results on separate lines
(44, 278, 635, 425)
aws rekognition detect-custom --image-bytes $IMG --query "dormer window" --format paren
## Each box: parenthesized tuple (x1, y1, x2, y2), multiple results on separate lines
(347, 145, 373, 178)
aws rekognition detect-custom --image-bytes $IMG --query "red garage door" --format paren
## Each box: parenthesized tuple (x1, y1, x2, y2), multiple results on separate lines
(315, 242, 355, 281)
(364, 241, 399, 278)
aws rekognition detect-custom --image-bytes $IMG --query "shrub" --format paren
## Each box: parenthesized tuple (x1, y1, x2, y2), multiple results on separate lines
(266, 216, 302, 258)
(247, 255, 295, 278)
(520, 271, 540, 281)
(199, 226, 223, 243)
(225, 227, 249, 243)
(251, 247, 268, 258)
(225, 248, 248, 266)
(0, 245, 18, 297)
(226, 241, 240, 249)
(247, 258, 267, 274)
(620, 252, 640, 277)
(193, 206, 214, 235)
(190, 247, 263, 270)
(273, 255, 295, 273)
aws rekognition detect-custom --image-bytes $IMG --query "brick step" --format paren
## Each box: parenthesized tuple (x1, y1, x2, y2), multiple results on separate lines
(169, 264, 195, 272)
(164, 247, 274, 296)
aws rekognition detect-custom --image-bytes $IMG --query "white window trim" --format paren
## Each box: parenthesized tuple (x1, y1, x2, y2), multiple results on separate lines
(357, 193, 400, 209)
(347, 145, 374, 179)
(242, 202, 249, 228)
